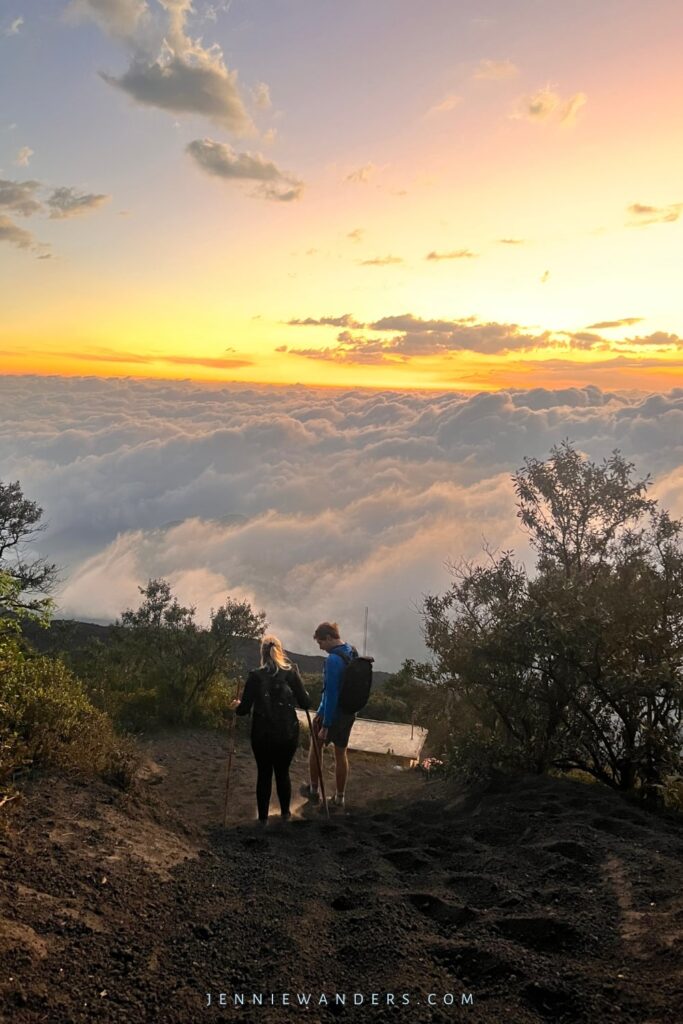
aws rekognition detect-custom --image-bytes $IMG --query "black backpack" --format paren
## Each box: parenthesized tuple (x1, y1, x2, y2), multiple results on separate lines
(253, 668, 299, 741)
(333, 649, 374, 714)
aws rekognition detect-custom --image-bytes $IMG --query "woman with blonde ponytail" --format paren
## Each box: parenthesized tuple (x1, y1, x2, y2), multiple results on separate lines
(230, 635, 311, 824)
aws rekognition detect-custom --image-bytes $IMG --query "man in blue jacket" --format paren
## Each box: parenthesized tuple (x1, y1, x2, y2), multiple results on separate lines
(301, 621, 356, 808)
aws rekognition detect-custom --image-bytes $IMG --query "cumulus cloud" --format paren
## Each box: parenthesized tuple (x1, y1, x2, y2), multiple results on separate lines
(516, 86, 587, 124)
(14, 147, 34, 167)
(74, 0, 255, 133)
(46, 186, 110, 219)
(287, 315, 363, 328)
(473, 58, 518, 80)
(628, 202, 682, 226)
(622, 331, 683, 349)
(285, 314, 683, 364)
(0, 213, 34, 249)
(0, 178, 43, 217)
(288, 312, 554, 360)
(2, 377, 682, 667)
(425, 249, 477, 261)
(68, 0, 148, 41)
(101, 58, 253, 132)
(186, 138, 304, 201)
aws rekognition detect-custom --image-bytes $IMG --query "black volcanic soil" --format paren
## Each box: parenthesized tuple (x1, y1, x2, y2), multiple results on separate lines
(1, 729, 682, 1024)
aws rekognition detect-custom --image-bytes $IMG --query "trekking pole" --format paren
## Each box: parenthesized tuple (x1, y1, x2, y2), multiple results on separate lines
(304, 708, 330, 819)
(222, 684, 241, 827)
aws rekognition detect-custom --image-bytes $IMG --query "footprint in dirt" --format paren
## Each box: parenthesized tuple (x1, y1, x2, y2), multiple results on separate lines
(494, 915, 583, 953)
(407, 893, 477, 930)
(446, 873, 504, 907)
(430, 942, 516, 985)
(331, 893, 367, 912)
(336, 842, 365, 860)
(472, 825, 522, 848)
(523, 982, 576, 1019)
(542, 840, 595, 865)
(382, 849, 433, 872)
(591, 817, 647, 840)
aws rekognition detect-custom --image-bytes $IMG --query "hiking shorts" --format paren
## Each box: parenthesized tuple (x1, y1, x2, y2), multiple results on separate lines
(325, 709, 356, 749)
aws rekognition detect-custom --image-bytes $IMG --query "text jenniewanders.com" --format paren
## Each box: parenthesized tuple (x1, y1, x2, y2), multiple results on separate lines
(205, 991, 474, 1008)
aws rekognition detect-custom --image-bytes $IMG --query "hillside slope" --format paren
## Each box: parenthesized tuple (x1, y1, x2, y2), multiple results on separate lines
(1, 732, 682, 1023)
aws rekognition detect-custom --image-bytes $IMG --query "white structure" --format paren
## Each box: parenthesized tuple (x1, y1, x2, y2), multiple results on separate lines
(297, 711, 428, 767)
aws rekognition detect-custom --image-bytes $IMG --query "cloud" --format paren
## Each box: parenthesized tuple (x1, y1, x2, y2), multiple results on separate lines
(3, 377, 682, 667)
(561, 92, 587, 124)
(101, 57, 253, 132)
(3, 16, 23, 36)
(284, 314, 683, 363)
(287, 313, 554, 360)
(425, 94, 461, 117)
(0, 213, 34, 249)
(14, 147, 34, 167)
(161, 354, 252, 368)
(68, 0, 147, 41)
(0, 178, 42, 217)
(46, 186, 110, 219)
(628, 202, 682, 226)
(287, 315, 363, 328)
(186, 138, 304, 201)
(622, 331, 683, 349)
(347, 228, 364, 242)
(251, 82, 272, 110)
(26, 345, 255, 368)
(499, 238, 525, 245)
(345, 163, 376, 184)
(425, 249, 477, 261)
(358, 255, 403, 266)
(517, 86, 587, 124)
(587, 318, 644, 329)
(74, 0, 255, 133)
(473, 58, 518, 80)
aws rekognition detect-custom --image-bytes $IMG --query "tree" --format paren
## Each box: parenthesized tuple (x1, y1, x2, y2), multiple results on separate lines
(418, 443, 683, 800)
(0, 480, 57, 616)
(77, 578, 267, 727)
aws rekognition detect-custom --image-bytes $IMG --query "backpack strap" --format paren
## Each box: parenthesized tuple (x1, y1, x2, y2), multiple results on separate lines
(330, 647, 354, 666)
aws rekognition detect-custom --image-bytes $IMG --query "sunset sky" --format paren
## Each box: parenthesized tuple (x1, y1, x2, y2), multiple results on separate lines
(2, 0, 683, 391)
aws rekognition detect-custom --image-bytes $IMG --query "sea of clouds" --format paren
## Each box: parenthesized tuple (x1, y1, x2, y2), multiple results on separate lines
(1, 377, 682, 669)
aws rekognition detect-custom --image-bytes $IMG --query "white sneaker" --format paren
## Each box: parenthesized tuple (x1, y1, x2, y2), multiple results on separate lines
(331, 793, 345, 808)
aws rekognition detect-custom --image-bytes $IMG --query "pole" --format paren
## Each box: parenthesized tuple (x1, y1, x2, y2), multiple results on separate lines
(222, 683, 241, 826)
(305, 708, 330, 818)
(363, 606, 368, 657)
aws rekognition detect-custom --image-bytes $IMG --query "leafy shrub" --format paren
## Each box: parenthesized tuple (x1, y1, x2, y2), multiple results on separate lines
(0, 655, 139, 788)
(417, 443, 683, 802)
(72, 579, 266, 730)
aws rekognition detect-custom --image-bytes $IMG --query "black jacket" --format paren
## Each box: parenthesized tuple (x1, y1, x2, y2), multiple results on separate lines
(235, 665, 311, 742)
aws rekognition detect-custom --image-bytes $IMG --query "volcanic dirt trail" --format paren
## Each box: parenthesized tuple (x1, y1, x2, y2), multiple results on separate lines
(1, 728, 683, 1024)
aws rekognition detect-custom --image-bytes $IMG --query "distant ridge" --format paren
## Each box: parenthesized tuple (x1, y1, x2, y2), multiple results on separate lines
(21, 619, 394, 688)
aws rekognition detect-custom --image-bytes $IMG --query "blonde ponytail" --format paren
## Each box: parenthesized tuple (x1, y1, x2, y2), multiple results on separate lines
(260, 634, 292, 673)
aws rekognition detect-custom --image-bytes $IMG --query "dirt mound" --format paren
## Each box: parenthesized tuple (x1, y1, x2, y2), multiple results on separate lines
(1, 731, 682, 1023)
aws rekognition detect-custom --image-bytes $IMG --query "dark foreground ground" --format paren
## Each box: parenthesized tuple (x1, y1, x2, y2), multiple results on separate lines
(1, 729, 682, 1024)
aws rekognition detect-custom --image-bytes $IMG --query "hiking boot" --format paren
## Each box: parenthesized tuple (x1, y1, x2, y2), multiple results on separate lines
(299, 783, 320, 803)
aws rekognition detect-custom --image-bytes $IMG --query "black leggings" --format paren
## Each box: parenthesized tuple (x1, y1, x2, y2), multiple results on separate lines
(251, 733, 298, 820)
